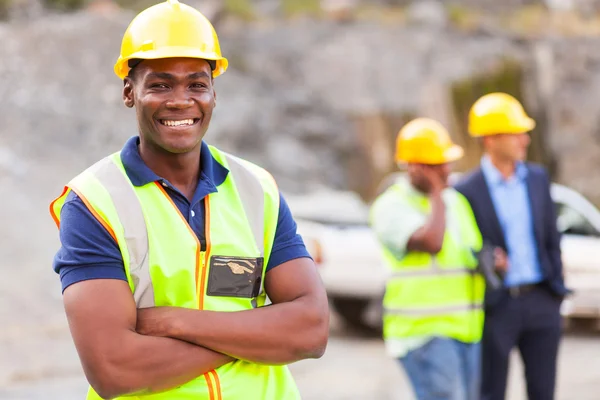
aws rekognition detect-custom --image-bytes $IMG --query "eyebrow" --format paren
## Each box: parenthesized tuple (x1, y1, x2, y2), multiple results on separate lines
(188, 71, 211, 80)
(146, 71, 211, 81)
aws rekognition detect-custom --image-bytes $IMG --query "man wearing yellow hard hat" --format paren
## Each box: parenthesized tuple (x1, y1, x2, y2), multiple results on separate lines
(455, 93, 570, 400)
(49, 1, 329, 399)
(370, 118, 507, 400)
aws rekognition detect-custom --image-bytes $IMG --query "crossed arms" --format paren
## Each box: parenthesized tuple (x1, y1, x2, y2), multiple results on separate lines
(63, 257, 329, 399)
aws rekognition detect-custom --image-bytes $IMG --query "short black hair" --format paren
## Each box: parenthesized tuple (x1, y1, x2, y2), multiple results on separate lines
(126, 59, 143, 80)
(126, 58, 216, 80)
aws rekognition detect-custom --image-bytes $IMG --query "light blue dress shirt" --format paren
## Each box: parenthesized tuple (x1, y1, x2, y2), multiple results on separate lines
(480, 156, 543, 287)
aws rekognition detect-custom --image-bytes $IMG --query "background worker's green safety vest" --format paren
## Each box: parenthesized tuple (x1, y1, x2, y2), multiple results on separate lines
(371, 182, 485, 344)
(50, 147, 300, 400)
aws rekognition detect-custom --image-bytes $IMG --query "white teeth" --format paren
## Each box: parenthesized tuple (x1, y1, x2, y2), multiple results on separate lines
(162, 119, 194, 127)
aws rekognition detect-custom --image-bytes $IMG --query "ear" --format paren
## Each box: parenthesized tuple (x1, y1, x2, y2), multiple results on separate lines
(213, 86, 217, 108)
(123, 78, 135, 108)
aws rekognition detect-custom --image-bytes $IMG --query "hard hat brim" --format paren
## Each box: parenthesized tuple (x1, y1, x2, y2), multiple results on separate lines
(115, 47, 229, 79)
(519, 117, 536, 133)
(442, 144, 464, 163)
(469, 117, 536, 137)
(396, 144, 464, 165)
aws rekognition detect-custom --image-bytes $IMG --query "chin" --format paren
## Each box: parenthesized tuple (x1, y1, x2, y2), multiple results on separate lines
(161, 135, 203, 154)
(168, 143, 200, 154)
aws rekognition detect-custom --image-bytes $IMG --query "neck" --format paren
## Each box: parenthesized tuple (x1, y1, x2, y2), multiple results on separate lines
(488, 153, 516, 179)
(139, 141, 201, 201)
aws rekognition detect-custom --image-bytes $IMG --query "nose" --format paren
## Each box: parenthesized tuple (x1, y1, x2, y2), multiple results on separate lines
(165, 87, 193, 110)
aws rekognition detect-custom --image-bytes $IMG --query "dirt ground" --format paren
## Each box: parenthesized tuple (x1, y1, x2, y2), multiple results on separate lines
(1, 305, 599, 400)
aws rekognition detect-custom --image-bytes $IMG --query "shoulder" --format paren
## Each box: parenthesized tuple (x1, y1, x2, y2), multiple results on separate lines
(370, 184, 415, 224)
(447, 188, 475, 213)
(371, 185, 402, 212)
(525, 162, 550, 181)
(453, 168, 482, 193)
(60, 190, 93, 219)
(58, 191, 114, 238)
(67, 153, 122, 194)
(210, 146, 279, 194)
(446, 187, 468, 202)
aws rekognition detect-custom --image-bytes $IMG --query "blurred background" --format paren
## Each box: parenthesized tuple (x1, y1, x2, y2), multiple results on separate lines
(1, 0, 600, 398)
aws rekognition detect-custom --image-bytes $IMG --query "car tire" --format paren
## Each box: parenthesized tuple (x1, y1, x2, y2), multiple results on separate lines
(330, 296, 382, 335)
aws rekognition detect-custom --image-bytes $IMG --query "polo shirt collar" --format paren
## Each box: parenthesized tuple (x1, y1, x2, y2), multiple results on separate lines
(120, 136, 229, 189)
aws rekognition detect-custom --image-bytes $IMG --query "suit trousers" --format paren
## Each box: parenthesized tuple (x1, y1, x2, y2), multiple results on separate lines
(481, 284, 562, 400)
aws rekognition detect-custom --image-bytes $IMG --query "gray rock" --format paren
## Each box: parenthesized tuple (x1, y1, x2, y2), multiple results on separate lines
(406, 0, 447, 29)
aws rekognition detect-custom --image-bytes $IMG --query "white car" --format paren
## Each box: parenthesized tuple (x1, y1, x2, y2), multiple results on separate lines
(288, 180, 600, 332)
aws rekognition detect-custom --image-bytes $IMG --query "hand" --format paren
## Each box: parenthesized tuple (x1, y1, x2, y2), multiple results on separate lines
(418, 165, 447, 194)
(493, 247, 509, 273)
(136, 306, 179, 338)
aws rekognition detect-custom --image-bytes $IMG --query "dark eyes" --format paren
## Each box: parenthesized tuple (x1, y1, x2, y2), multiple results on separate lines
(149, 83, 169, 89)
(148, 83, 207, 89)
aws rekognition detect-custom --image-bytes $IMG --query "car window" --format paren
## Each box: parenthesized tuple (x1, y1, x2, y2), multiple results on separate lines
(555, 201, 600, 237)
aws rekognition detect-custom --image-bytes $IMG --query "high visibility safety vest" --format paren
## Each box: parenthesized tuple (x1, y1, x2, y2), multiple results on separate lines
(371, 182, 485, 344)
(50, 147, 300, 400)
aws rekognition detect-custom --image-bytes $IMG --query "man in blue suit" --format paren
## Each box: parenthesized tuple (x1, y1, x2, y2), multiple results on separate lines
(455, 93, 570, 400)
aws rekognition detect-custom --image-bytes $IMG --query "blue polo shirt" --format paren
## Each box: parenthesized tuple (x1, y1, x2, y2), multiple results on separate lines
(53, 136, 311, 292)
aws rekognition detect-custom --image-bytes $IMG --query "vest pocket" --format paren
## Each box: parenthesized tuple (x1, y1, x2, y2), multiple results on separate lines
(207, 255, 264, 298)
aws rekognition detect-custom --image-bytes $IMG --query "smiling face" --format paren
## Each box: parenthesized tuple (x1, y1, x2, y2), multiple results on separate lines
(123, 57, 216, 154)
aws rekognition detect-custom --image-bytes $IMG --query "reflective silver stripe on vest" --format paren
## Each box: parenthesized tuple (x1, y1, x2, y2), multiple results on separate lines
(76, 157, 155, 308)
(384, 304, 482, 316)
(390, 267, 474, 278)
(223, 153, 265, 256)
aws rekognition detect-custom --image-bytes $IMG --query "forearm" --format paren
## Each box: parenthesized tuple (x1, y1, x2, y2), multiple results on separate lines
(408, 190, 446, 253)
(160, 297, 327, 365)
(81, 330, 232, 398)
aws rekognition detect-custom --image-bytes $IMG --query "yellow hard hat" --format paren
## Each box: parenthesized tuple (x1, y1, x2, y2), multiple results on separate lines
(468, 92, 535, 137)
(114, 0, 228, 80)
(396, 118, 464, 165)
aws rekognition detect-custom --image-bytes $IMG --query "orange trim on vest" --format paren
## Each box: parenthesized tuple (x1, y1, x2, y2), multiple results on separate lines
(49, 186, 70, 228)
(200, 196, 212, 310)
(202, 199, 221, 400)
(154, 182, 205, 309)
(209, 369, 222, 400)
(70, 186, 118, 242)
(204, 372, 216, 400)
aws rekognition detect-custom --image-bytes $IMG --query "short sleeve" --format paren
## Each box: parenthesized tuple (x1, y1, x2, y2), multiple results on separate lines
(266, 193, 312, 271)
(52, 191, 127, 292)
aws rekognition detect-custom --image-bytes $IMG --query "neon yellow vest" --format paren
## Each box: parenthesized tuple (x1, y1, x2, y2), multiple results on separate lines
(371, 182, 485, 343)
(50, 147, 300, 400)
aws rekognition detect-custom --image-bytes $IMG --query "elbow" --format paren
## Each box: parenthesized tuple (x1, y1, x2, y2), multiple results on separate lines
(424, 241, 443, 254)
(83, 361, 136, 399)
(417, 239, 442, 255)
(408, 235, 443, 255)
(293, 305, 329, 360)
(298, 329, 328, 360)
(94, 386, 122, 400)
(89, 377, 125, 400)
(90, 374, 130, 400)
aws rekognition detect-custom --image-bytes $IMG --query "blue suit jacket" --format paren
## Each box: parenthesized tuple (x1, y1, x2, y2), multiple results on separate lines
(455, 163, 570, 311)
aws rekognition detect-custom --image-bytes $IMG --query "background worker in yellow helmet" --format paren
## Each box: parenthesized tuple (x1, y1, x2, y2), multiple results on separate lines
(370, 118, 507, 400)
(49, 1, 329, 399)
(455, 93, 571, 400)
